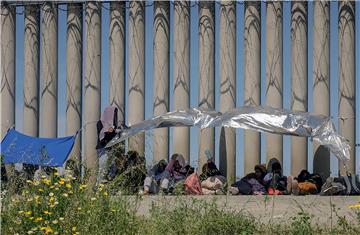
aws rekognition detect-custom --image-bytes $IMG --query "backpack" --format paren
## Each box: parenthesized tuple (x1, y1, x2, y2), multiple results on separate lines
(232, 179, 252, 195)
(339, 174, 360, 195)
(321, 174, 360, 196)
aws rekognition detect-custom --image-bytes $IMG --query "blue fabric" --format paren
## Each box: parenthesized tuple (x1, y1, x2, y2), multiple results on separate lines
(1, 129, 75, 167)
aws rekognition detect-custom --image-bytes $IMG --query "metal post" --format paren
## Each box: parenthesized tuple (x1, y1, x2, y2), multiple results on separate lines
(173, 1, 190, 162)
(219, 1, 236, 179)
(128, 1, 145, 155)
(266, 2, 283, 164)
(153, 1, 170, 162)
(198, 1, 215, 169)
(244, 2, 261, 174)
(66, 3, 82, 164)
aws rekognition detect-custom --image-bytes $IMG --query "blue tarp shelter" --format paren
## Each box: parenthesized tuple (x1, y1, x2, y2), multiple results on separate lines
(1, 128, 75, 167)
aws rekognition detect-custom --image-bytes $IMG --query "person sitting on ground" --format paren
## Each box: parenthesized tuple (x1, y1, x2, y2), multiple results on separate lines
(229, 164, 267, 195)
(200, 160, 226, 195)
(34, 166, 56, 181)
(160, 153, 192, 194)
(142, 159, 168, 195)
(289, 170, 322, 195)
(243, 164, 267, 195)
(63, 159, 80, 180)
(263, 159, 288, 195)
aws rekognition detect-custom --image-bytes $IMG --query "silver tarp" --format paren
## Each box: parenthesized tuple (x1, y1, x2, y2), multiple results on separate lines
(106, 106, 350, 165)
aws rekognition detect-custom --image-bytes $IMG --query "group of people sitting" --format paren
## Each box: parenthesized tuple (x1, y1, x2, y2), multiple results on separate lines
(95, 106, 360, 196)
(139, 155, 360, 196)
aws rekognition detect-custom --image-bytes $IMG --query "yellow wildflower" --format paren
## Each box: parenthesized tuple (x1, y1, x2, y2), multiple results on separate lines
(59, 217, 64, 221)
(103, 192, 108, 196)
(62, 193, 68, 197)
(27, 231, 34, 234)
(35, 217, 43, 222)
(49, 197, 55, 203)
(79, 184, 87, 190)
(59, 181, 65, 185)
(38, 188, 44, 192)
(26, 180, 33, 184)
(42, 179, 51, 185)
(41, 175, 47, 179)
(54, 182, 59, 186)
(50, 185, 55, 189)
(25, 211, 32, 216)
(348, 204, 360, 209)
(52, 220, 58, 224)
(49, 192, 54, 197)
(29, 217, 34, 220)
(54, 172, 59, 176)
(66, 183, 72, 189)
(72, 227, 77, 232)
(77, 207, 82, 211)
(33, 180, 40, 186)
(40, 226, 54, 234)
(91, 197, 96, 201)
(43, 210, 53, 215)
(72, 233, 80, 235)
(111, 209, 116, 212)
(18, 210, 24, 215)
(15, 219, 22, 225)
(27, 198, 33, 202)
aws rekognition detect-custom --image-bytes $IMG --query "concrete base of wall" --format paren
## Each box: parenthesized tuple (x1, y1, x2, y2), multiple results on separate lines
(126, 195, 360, 226)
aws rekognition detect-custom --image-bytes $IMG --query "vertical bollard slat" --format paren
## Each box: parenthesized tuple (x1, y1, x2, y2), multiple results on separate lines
(109, 2, 125, 123)
(198, 1, 215, 168)
(173, 1, 190, 162)
(266, 2, 283, 164)
(338, 1, 356, 174)
(41, 3, 58, 138)
(313, 1, 330, 179)
(219, 1, 236, 179)
(0, 4, 15, 137)
(291, 2, 308, 176)
(23, 5, 40, 137)
(128, 1, 145, 155)
(0, 3, 16, 176)
(153, 1, 170, 162)
(84, 2, 101, 183)
(244, 2, 261, 175)
(66, 3, 83, 165)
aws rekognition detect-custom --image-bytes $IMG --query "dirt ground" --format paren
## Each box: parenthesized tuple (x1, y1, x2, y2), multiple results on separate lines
(129, 195, 360, 226)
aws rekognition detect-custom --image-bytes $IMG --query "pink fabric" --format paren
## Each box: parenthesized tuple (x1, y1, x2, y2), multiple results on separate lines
(99, 106, 115, 141)
(184, 173, 203, 195)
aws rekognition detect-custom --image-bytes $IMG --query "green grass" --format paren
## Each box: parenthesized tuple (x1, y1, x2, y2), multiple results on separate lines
(1, 174, 360, 235)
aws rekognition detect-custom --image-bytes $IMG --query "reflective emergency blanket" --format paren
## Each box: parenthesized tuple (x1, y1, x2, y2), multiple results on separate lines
(106, 106, 350, 164)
